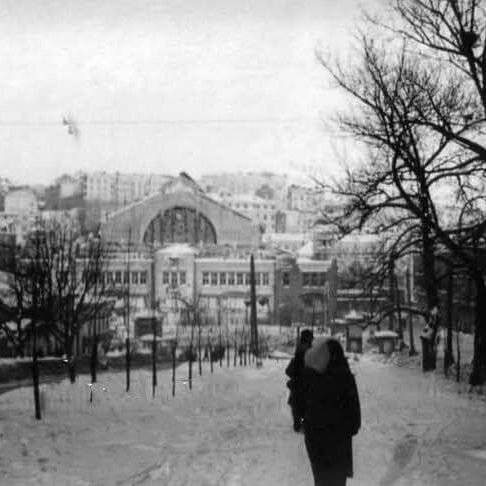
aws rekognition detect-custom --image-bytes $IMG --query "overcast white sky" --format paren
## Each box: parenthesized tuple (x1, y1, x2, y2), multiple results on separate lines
(0, 0, 383, 185)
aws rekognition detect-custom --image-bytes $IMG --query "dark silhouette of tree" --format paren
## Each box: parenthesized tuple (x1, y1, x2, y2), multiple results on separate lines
(320, 0, 486, 383)
(33, 220, 110, 383)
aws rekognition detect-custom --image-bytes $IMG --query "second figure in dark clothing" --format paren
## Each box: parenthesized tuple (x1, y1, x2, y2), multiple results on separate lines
(302, 337, 361, 486)
(285, 329, 314, 432)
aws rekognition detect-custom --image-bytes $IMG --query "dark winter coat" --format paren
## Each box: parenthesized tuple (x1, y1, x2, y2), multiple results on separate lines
(302, 343, 361, 480)
(285, 343, 308, 411)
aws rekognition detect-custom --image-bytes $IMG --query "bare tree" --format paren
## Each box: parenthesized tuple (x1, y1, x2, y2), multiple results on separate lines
(34, 221, 110, 383)
(173, 293, 205, 389)
(319, 40, 468, 367)
(375, 0, 486, 384)
(0, 264, 32, 358)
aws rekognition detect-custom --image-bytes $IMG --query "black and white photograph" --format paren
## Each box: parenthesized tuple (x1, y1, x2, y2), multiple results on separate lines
(1, 1, 486, 485)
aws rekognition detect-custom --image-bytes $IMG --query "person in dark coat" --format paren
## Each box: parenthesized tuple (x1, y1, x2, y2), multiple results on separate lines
(302, 337, 361, 486)
(285, 329, 314, 432)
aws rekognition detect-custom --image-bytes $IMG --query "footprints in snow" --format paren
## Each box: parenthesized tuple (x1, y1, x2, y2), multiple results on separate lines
(379, 433, 419, 486)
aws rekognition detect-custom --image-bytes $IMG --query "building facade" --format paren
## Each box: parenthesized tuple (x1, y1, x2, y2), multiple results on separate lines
(100, 174, 338, 336)
(218, 194, 277, 233)
(84, 171, 172, 205)
(102, 174, 261, 248)
(4, 187, 39, 216)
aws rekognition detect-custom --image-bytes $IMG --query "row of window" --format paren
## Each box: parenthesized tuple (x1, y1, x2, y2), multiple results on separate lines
(227, 202, 276, 211)
(282, 272, 327, 287)
(101, 270, 325, 288)
(162, 271, 187, 288)
(103, 270, 148, 285)
(202, 271, 270, 287)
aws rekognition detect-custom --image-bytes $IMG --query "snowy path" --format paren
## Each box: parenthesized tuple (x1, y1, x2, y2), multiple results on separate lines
(1, 354, 486, 485)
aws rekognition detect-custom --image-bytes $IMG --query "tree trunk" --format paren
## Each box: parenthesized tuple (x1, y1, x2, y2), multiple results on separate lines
(90, 333, 98, 384)
(243, 332, 247, 366)
(388, 260, 395, 331)
(249, 254, 259, 360)
(226, 331, 230, 368)
(32, 321, 41, 420)
(125, 336, 131, 392)
(456, 320, 461, 383)
(15, 321, 25, 358)
(68, 357, 76, 384)
(198, 321, 202, 376)
(421, 229, 440, 370)
(219, 329, 223, 368)
(406, 268, 417, 356)
(171, 343, 176, 397)
(152, 324, 157, 398)
(66, 338, 76, 384)
(209, 339, 214, 374)
(188, 343, 193, 390)
(469, 277, 486, 386)
(444, 269, 454, 376)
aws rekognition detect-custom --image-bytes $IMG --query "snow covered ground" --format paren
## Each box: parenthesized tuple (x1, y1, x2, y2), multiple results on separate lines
(1, 352, 486, 485)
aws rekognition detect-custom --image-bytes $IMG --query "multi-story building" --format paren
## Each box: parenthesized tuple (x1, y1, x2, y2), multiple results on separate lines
(102, 243, 337, 334)
(278, 209, 317, 233)
(84, 171, 172, 205)
(100, 173, 338, 335)
(287, 185, 319, 212)
(84, 172, 115, 202)
(1, 173, 342, 358)
(56, 173, 84, 199)
(4, 187, 39, 216)
(199, 172, 288, 209)
(262, 232, 308, 253)
(0, 214, 16, 236)
(0, 187, 40, 246)
(219, 194, 277, 232)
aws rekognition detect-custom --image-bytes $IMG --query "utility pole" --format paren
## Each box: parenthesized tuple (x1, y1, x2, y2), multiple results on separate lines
(32, 231, 41, 419)
(249, 254, 260, 367)
(125, 228, 131, 392)
(90, 266, 98, 384)
(218, 296, 223, 367)
(151, 239, 157, 398)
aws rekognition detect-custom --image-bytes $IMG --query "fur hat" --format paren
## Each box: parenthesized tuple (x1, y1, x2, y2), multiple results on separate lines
(304, 337, 330, 373)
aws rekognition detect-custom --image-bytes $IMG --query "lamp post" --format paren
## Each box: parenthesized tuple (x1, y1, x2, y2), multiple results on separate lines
(249, 254, 261, 367)
(125, 229, 131, 393)
(151, 240, 157, 398)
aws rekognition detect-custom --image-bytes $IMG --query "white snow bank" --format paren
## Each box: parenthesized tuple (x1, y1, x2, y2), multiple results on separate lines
(2, 350, 486, 485)
(268, 350, 293, 360)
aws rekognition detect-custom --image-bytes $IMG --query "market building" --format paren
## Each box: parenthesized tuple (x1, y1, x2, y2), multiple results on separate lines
(99, 173, 338, 335)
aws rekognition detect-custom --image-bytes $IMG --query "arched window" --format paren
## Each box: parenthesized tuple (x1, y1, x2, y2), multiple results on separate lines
(143, 207, 217, 246)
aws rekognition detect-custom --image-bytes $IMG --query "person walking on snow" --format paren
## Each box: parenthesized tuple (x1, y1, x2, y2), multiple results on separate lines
(302, 338, 361, 486)
(285, 329, 314, 432)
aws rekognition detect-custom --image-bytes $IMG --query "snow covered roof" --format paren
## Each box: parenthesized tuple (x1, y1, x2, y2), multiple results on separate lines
(138, 334, 163, 342)
(156, 243, 198, 256)
(344, 310, 365, 321)
(263, 232, 306, 242)
(374, 330, 399, 338)
(296, 258, 333, 272)
(296, 241, 314, 258)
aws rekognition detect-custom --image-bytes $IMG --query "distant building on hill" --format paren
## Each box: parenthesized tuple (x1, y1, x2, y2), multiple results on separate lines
(4, 187, 39, 216)
(98, 173, 338, 334)
(216, 194, 277, 233)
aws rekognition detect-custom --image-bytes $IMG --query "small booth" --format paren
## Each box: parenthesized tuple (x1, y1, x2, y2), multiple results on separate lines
(344, 310, 364, 354)
(138, 334, 164, 352)
(374, 330, 398, 355)
(331, 318, 347, 346)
